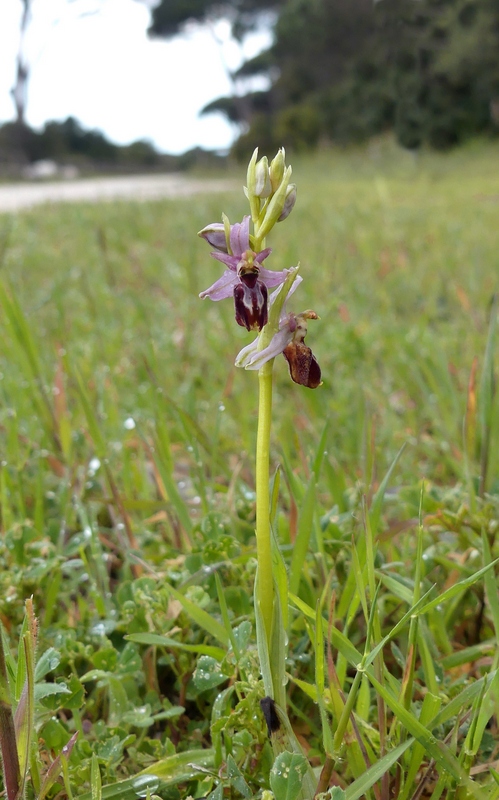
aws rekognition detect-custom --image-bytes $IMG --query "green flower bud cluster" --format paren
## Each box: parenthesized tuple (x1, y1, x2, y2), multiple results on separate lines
(246, 148, 297, 249)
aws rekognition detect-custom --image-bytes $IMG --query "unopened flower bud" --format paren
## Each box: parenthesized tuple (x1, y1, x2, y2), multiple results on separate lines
(257, 165, 292, 240)
(270, 149, 286, 192)
(246, 147, 259, 199)
(198, 222, 228, 252)
(277, 183, 297, 222)
(255, 156, 271, 197)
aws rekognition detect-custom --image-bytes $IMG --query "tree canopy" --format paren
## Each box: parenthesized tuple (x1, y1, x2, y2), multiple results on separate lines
(145, 0, 499, 154)
(146, 0, 283, 40)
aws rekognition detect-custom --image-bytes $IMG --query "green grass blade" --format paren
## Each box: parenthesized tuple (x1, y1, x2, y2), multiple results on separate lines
(138, 747, 216, 779)
(417, 560, 499, 615)
(363, 586, 436, 670)
(73, 370, 107, 458)
(255, 574, 274, 698)
(463, 670, 499, 766)
(14, 600, 37, 795)
(15, 615, 28, 703)
(38, 732, 79, 800)
(79, 774, 160, 800)
(478, 293, 498, 495)
(430, 671, 496, 729)
(482, 530, 499, 664)
(0, 280, 57, 444)
(126, 633, 226, 661)
(417, 624, 439, 697)
(289, 592, 363, 666)
(149, 424, 194, 536)
(315, 601, 335, 756)
(166, 585, 229, 646)
(365, 669, 487, 798)
(344, 739, 413, 800)
(270, 464, 281, 526)
(398, 693, 441, 800)
(289, 471, 317, 596)
(351, 536, 369, 623)
(215, 573, 240, 658)
(269, 575, 288, 707)
(287, 421, 329, 597)
(271, 526, 289, 632)
(91, 752, 102, 800)
(369, 443, 406, 534)
(440, 640, 496, 670)
(376, 572, 413, 604)
(312, 419, 330, 479)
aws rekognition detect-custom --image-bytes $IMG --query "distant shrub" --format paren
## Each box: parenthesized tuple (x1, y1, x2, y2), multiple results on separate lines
(0, 117, 199, 177)
(274, 104, 322, 151)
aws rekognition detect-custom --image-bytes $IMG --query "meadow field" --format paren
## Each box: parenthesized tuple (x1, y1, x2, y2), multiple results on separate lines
(0, 139, 498, 799)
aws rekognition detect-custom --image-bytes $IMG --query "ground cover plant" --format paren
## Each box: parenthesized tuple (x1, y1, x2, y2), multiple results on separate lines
(0, 137, 498, 799)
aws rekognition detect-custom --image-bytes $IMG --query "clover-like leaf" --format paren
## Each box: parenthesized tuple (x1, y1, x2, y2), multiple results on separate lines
(193, 656, 227, 692)
(269, 751, 310, 800)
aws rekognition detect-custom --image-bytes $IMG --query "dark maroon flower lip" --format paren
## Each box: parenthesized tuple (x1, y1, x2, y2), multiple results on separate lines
(234, 281, 268, 332)
(283, 340, 321, 389)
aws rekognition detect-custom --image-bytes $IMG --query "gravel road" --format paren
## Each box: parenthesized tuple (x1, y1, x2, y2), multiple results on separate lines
(0, 173, 236, 213)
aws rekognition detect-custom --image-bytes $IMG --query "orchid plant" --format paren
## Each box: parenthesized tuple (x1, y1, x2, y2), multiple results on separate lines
(199, 148, 321, 795)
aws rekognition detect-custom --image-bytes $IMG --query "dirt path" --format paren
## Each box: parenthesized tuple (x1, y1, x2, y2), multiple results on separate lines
(0, 173, 236, 213)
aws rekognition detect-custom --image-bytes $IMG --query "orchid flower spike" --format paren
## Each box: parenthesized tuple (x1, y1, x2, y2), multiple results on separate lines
(198, 215, 292, 332)
(235, 279, 322, 389)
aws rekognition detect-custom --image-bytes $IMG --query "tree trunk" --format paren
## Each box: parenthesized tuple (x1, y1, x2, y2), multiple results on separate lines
(11, 0, 32, 125)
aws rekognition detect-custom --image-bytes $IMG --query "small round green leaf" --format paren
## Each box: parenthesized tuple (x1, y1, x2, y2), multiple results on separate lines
(193, 656, 227, 692)
(270, 751, 310, 800)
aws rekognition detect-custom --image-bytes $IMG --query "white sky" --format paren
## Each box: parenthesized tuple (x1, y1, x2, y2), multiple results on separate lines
(0, 0, 272, 154)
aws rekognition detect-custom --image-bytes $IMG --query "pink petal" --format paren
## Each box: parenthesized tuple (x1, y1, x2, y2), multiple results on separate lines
(259, 266, 291, 288)
(211, 252, 238, 271)
(230, 215, 250, 256)
(236, 327, 294, 370)
(269, 273, 303, 314)
(199, 269, 237, 301)
(254, 247, 272, 265)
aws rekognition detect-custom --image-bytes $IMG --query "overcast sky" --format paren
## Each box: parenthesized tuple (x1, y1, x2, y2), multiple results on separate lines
(0, 0, 271, 154)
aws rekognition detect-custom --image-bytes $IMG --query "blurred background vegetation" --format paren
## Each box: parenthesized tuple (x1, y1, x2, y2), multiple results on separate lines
(0, 116, 224, 179)
(3, 0, 499, 177)
(149, 0, 499, 156)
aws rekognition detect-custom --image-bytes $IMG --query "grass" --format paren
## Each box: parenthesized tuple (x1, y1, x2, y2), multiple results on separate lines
(0, 136, 498, 799)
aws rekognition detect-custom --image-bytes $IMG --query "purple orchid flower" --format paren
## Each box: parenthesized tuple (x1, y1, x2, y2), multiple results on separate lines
(198, 215, 291, 332)
(235, 278, 321, 388)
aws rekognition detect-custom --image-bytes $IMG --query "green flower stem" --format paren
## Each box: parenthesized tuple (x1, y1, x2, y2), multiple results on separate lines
(253, 269, 298, 647)
(255, 360, 275, 644)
